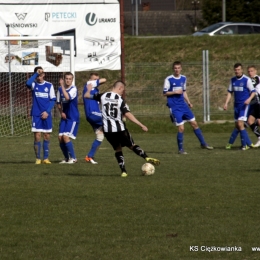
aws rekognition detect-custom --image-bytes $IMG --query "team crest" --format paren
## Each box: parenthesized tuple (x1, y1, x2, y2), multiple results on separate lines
(44, 87, 48, 92)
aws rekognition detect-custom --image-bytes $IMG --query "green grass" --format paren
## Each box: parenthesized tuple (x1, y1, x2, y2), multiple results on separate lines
(1, 121, 260, 260)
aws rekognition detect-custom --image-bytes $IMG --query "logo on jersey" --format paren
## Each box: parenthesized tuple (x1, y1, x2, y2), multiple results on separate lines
(44, 87, 49, 92)
(15, 13, 27, 20)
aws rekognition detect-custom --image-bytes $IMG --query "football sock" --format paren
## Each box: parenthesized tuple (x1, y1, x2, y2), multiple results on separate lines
(88, 139, 101, 158)
(43, 140, 50, 159)
(34, 141, 41, 159)
(60, 142, 69, 159)
(240, 129, 250, 147)
(65, 141, 76, 159)
(250, 123, 260, 138)
(228, 128, 239, 144)
(132, 145, 147, 159)
(115, 151, 126, 172)
(194, 128, 206, 145)
(177, 132, 184, 150)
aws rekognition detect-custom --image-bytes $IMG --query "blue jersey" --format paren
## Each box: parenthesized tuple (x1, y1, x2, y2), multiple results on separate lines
(27, 80, 56, 116)
(57, 85, 79, 122)
(228, 75, 255, 104)
(83, 79, 101, 118)
(163, 74, 187, 108)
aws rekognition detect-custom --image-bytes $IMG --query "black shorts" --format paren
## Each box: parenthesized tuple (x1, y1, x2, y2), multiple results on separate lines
(104, 129, 135, 150)
(250, 104, 260, 119)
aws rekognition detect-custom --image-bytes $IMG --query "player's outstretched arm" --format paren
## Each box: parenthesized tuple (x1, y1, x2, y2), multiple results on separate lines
(124, 112, 148, 132)
(99, 78, 106, 85)
(84, 83, 93, 98)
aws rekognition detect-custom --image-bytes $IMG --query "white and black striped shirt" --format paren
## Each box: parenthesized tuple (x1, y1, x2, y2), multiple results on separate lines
(93, 92, 130, 132)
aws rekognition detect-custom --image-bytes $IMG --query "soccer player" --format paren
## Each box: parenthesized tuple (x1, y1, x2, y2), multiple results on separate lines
(56, 72, 79, 164)
(84, 80, 160, 177)
(224, 63, 256, 150)
(26, 66, 56, 164)
(247, 65, 260, 147)
(82, 72, 106, 164)
(163, 61, 213, 154)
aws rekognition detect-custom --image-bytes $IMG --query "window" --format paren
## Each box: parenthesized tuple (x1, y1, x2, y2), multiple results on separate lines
(238, 25, 252, 34)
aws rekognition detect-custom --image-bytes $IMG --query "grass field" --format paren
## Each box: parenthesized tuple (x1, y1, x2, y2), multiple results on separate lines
(1, 120, 260, 260)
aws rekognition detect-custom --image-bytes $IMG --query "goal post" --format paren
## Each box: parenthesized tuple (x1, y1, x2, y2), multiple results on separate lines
(0, 36, 74, 137)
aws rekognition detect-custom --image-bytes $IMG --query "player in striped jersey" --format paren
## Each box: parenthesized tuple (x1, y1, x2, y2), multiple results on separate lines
(163, 61, 213, 154)
(82, 73, 106, 164)
(84, 80, 160, 177)
(224, 63, 256, 150)
(57, 72, 79, 164)
(26, 66, 56, 164)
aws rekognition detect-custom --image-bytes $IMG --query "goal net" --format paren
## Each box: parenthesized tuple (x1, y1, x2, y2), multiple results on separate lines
(0, 36, 74, 137)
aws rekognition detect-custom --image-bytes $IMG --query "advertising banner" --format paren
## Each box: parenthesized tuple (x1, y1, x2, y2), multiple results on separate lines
(0, 0, 121, 72)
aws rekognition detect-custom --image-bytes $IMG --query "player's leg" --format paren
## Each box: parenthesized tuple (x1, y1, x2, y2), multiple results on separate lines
(63, 120, 79, 163)
(34, 132, 42, 164)
(41, 116, 53, 164)
(125, 129, 160, 165)
(248, 106, 260, 147)
(188, 118, 213, 150)
(105, 132, 127, 177)
(237, 105, 252, 150)
(226, 128, 239, 149)
(42, 132, 51, 164)
(86, 115, 104, 164)
(170, 109, 187, 154)
(58, 119, 69, 163)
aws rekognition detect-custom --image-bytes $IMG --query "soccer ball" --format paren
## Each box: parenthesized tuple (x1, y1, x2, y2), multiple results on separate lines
(141, 163, 155, 176)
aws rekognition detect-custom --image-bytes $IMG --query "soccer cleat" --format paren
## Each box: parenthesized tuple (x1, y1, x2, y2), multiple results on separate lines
(241, 145, 250, 151)
(85, 156, 98, 164)
(254, 138, 260, 148)
(59, 159, 69, 164)
(225, 143, 232, 150)
(67, 158, 77, 164)
(249, 143, 257, 148)
(121, 172, 128, 177)
(201, 144, 214, 150)
(145, 157, 160, 166)
(42, 159, 51, 164)
(178, 149, 188, 155)
(35, 159, 41, 164)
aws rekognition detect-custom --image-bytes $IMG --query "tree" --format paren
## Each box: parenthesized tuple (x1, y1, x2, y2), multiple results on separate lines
(201, 0, 260, 25)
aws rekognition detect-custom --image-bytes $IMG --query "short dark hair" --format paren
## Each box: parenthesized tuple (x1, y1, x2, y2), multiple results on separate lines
(113, 80, 125, 88)
(172, 61, 182, 68)
(64, 72, 74, 78)
(234, 63, 242, 69)
(247, 65, 256, 70)
(89, 72, 99, 79)
(34, 66, 43, 73)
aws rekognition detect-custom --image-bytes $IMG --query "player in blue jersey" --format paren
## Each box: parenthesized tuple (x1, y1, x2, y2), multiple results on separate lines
(225, 65, 260, 149)
(57, 72, 79, 164)
(82, 73, 106, 164)
(163, 61, 213, 154)
(224, 63, 256, 150)
(26, 66, 56, 164)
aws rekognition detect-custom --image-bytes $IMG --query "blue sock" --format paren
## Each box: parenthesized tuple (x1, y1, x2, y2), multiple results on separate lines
(240, 129, 251, 147)
(177, 132, 184, 151)
(88, 139, 102, 158)
(194, 128, 206, 145)
(65, 141, 76, 159)
(34, 141, 41, 159)
(228, 128, 239, 144)
(43, 140, 50, 159)
(60, 142, 69, 159)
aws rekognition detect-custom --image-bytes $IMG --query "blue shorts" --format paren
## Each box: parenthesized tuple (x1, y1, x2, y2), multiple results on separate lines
(87, 113, 103, 131)
(169, 105, 195, 126)
(59, 119, 79, 139)
(32, 115, 52, 133)
(234, 103, 250, 121)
